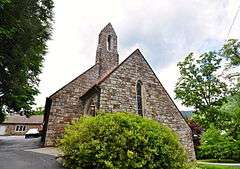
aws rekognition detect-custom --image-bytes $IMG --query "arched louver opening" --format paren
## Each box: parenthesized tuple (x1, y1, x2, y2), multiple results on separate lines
(107, 35, 111, 51)
(136, 80, 143, 116)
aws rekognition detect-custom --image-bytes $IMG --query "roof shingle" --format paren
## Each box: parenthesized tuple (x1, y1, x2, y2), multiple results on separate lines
(3, 115, 43, 124)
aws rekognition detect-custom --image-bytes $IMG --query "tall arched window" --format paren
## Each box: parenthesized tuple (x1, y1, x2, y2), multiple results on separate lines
(107, 35, 111, 51)
(136, 80, 143, 116)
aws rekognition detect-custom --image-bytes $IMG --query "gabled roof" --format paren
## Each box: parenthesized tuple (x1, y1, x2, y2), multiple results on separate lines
(79, 48, 188, 124)
(49, 64, 99, 98)
(3, 115, 43, 124)
(97, 49, 141, 85)
(48, 23, 117, 99)
(80, 49, 141, 98)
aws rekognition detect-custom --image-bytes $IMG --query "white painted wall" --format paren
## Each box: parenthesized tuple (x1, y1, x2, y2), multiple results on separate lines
(0, 126, 6, 135)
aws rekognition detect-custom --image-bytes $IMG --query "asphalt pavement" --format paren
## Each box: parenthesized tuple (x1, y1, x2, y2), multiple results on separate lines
(0, 136, 64, 169)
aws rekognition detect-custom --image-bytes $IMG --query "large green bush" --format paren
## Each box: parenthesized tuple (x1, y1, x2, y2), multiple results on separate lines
(58, 112, 190, 169)
(199, 126, 240, 161)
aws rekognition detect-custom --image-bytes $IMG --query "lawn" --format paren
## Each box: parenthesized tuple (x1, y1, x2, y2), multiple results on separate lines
(197, 164, 240, 169)
(199, 160, 239, 163)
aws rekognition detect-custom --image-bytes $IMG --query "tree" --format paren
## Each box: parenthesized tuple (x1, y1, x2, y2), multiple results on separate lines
(219, 39, 240, 137)
(26, 107, 44, 117)
(198, 125, 235, 161)
(220, 92, 240, 140)
(221, 39, 240, 67)
(0, 0, 54, 122)
(221, 39, 240, 91)
(175, 52, 228, 127)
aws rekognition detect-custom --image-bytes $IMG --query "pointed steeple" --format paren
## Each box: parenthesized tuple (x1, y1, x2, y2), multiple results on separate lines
(96, 23, 119, 77)
(99, 23, 117, 35)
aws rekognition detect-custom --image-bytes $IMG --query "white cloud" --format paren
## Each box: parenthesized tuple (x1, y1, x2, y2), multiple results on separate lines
(35, 0, 240, 110)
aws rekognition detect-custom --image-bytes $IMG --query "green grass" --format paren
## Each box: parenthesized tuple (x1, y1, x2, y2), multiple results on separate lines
(199, 159, 238, 163)
(197, 164, 240, 169)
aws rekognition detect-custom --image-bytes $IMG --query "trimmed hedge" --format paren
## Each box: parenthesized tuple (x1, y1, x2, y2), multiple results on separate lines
(59, 112, 190, 169)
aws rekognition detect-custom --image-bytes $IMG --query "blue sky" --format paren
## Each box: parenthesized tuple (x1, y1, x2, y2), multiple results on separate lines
(36, 0, 240, 110)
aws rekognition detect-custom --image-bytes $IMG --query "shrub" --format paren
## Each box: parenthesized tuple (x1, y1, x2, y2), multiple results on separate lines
(198, 125, 240, 161)
(58, 112, 190, 169)
(199, 126, 231, 160)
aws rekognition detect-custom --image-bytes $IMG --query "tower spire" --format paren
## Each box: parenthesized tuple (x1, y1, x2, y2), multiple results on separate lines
(96, 23, 119, 77)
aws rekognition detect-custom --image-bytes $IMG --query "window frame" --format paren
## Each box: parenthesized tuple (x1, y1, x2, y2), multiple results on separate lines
(15, 125, 26, 132)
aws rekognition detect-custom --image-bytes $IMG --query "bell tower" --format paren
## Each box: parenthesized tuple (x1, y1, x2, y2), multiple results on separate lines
(96, 23, 119, 77)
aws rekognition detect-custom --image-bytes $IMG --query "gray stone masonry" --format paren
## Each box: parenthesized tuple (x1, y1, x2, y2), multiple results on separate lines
(99, 49, 195, 160)
(45, 64, 99, 146)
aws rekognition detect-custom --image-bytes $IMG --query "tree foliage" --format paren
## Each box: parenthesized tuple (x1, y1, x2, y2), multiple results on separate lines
(0, 110, 6, 123)
(199, 125, 240, 162)
(220, 92, 240, 139)
(219, 40, 240, 152)
(0, 0, 54, 121)
(175, 38, 240, 161)
(175, 52, 228, 127)
(198, 83, 240, 162)
(221, 39, 240, 91)
(199, 126, 233, 160)
(221, 39, 240, 67)
(59, 112, 190, 169)
(25, 106, 44, 117)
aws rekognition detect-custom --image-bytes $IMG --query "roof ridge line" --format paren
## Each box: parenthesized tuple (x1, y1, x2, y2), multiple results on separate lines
(49, 64, 99, 98)
(80, 49, 141, 98)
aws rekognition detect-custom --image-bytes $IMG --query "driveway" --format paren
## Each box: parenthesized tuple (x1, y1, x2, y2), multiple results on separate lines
(0, 136, 64, 169)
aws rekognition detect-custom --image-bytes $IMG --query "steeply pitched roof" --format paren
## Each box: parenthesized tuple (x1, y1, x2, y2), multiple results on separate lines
(3, 115, 43, 124)
(79, 48, 188, 125)
(97, 49, 141, 85)
(48, 23, 116, 99)
(49, 64, 99, 98)
(80, 49, 141, 98)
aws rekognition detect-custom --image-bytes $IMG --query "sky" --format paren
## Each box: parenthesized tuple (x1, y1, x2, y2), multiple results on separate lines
(35, 0, 240, 110)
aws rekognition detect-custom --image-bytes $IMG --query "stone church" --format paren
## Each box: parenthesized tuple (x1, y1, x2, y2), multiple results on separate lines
(42, 23, 195, 159)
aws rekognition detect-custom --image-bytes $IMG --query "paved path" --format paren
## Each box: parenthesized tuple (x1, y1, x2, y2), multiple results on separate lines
(0, 136, 64, 169)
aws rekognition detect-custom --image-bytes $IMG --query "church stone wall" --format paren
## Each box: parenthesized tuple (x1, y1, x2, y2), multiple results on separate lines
(99, 50, 196, 160)
(44, 64, 100, 146)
